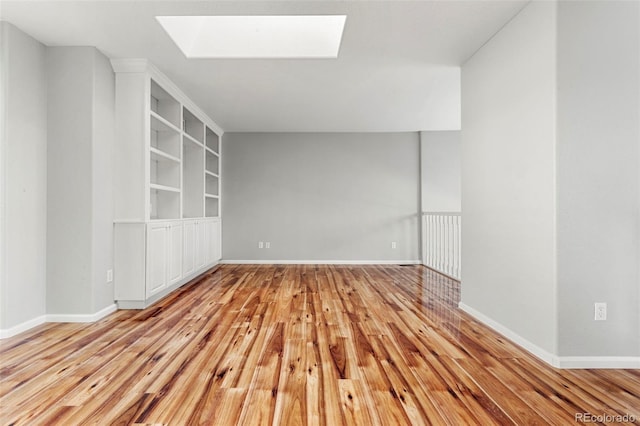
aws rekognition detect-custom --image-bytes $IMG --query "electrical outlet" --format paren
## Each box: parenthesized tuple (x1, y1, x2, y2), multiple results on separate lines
(391, 241, 397, 249)
(594, 302, 607, 321)
(265, 242, 271, 249)
(258, 242, 264, 249)
(106, 269, 113, 283)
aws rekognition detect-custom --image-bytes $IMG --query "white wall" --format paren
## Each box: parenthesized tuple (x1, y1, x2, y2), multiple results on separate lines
(0, 23, 4, 332)
(47, 47, 94, 315)
(0, 22, 48, 332)
(556, 0, 639, 358)
(47, 47, 115, 316)
(222, 132, 420, 262)
(0, 27, 116, 334)
(91, 49, 115, 313)
(420, 131, 461, 212)
(460, 2, 558, 356)
(461, 0, 639, 367)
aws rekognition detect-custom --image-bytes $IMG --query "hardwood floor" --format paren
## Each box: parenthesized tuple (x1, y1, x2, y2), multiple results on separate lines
(1, 264, 638, 425)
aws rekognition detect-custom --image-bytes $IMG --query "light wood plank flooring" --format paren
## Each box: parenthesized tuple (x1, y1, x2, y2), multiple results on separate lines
(1, 264, 639, 425)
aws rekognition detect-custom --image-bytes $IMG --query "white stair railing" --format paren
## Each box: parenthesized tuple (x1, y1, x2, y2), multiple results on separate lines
(422, 212, 461, 280)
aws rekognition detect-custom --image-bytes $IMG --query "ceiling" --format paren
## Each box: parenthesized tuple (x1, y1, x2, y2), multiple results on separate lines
(0, 1, 528, 133)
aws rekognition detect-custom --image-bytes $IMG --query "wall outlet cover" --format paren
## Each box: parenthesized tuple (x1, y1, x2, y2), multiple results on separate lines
(594, 302, 607, 321)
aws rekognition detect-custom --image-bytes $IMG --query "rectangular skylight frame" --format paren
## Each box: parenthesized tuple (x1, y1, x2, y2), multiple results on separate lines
(156, 15, 347, 59)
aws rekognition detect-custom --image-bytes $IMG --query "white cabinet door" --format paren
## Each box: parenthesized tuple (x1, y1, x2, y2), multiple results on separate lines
(214, 220, 221, 262)
(168, 223, 183, 286)
(146, 222, 168, 297)
(204, 220, 221, 264)
(195, 220, 206, 270)
(204, 220, 214, 265)
(182, 220, 196, 277)
(146, 221, 182, 297)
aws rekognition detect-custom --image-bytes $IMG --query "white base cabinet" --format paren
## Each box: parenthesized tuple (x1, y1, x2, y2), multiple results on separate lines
(195, 220, 207, 271)
(146, 222, 183, 298)
(115, 218, 221, 309)
(183, 219, 218, 277)
(182, 220, 197, 278)
(205, 220, 221, 265)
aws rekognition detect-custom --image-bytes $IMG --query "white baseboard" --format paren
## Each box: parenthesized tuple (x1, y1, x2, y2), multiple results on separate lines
(0, 315, 47, 339)
(459, 302, 640, 369)
(458, 302, 561, 367)
(221, 260, 422, 265)
(0, 304, 118, 339)
(46, 303, 118, 323)
(557, 356, 640, 369)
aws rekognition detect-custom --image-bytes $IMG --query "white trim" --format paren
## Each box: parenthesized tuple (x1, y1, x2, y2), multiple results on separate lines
(46, 304, 118, 324)
(0, 315, 47, 339)
(109, 58, 149, 73)
(459, 302, 640, 369)
(458, 302, 561, 367)
(1, 304, 118, 339)
(557, 356, 640, 369)
(0, 23, 8, 338)
(221, 260, 422, 265)
(110, 58, 224, 136)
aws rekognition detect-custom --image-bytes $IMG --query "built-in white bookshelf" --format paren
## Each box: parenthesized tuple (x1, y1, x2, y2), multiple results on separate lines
(150, 79, 181, 127)
(205, 172, 218, 196)
(205, 196, 219, 218)
(150, 187, 180, 220)
(204, 126, 220, 218)
(206, 126, 219, 152)
(182, 136, 204, 218)
(183, 107, 204, 144)
(112, 60, 222, 222)
(112, 59, 223, 309)
(149, 87, 181, 219)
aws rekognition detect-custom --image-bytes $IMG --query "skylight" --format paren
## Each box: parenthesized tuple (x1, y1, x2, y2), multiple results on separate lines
(156, 15, 347, 59)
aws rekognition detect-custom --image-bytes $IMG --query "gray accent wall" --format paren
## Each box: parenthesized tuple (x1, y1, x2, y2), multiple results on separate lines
(222, 132, 420, 262)
(1, 28, 116, 333)
(47, 47, 116, 315)
(0, 22, 48, 331)
(462, 0, 639, 364)
(420, 131, 461, 213)
(47, 47, 94, 315)
(92, 48, 116, 313)
(556, 0, 639, 357)
(461, 1, 559, 355)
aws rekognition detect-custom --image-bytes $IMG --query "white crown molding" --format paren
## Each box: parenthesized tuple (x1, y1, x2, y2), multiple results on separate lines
(109, 58, 224, 135)
(109, 58, 149, 73)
